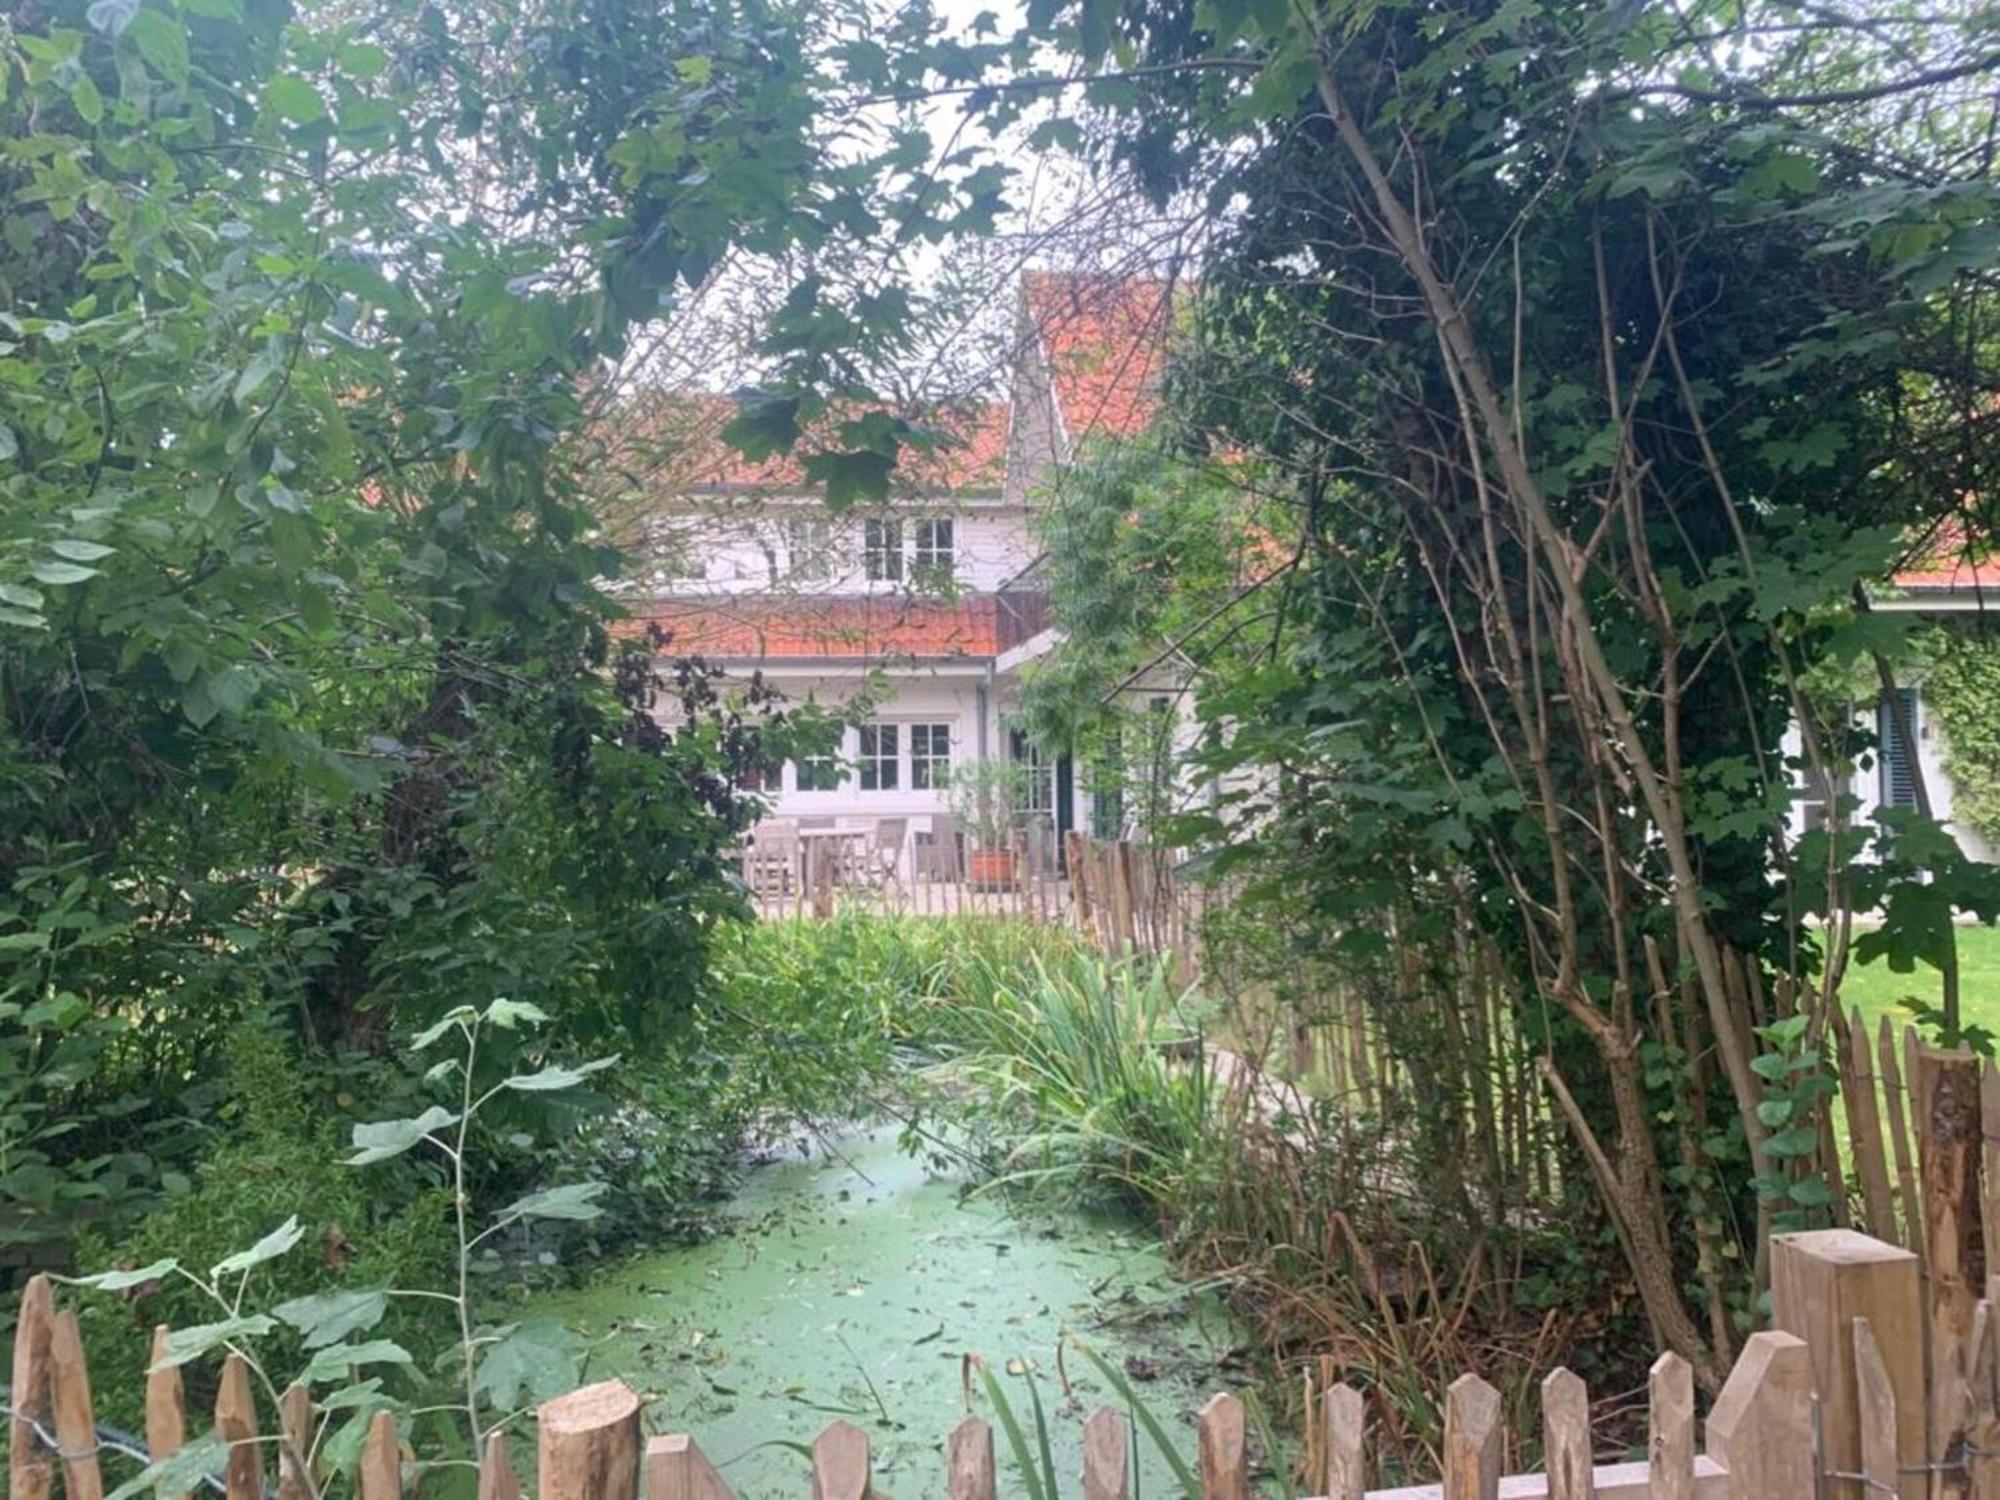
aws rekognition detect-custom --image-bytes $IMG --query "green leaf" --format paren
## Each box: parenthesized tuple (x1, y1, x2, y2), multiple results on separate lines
(125, 9, 190, 84)
(106, 1432, 226, 1500)
(298, 1339, 413, 1385)
(800, 449, 895, 510)
(273, 1288, 389, 1349)
(235, 343, 285, 404)
(153, 1316, 276, 1369)
(409, 1006, 477, 1050)
(31, 561, 99, 586)
(346, 1105, 456, 1165)
(719, 393, 801, 461)
(337, 42, 389, 79)
(67, 1257, 180, 1291)
(472, 1319, 585, 1411)
(265, 74, 327, 125)
(50, 539, 114, 562)
(501, 1056, 618, 1092)
(211, 1216, 305, 1278)
(499, 1181, 607, 1222)
(70, 74, 104, 126)
(484, 997, 551, 1029)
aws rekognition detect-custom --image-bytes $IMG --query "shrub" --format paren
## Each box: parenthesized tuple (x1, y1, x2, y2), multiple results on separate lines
(73, 1027, 453, 1426)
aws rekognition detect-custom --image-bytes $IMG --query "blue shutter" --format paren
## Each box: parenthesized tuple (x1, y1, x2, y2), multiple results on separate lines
(1878, 688, 1919, 810)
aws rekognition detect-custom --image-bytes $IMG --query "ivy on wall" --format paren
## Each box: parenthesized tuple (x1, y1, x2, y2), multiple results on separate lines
(1916, 627, 2000, 845)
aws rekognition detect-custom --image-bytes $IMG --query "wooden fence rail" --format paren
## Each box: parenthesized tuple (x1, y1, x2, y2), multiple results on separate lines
(3, 1228, 1978, 1500)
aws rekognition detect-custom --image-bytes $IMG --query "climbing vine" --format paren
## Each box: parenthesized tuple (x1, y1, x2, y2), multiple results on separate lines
(1915, 626, 2000, 846)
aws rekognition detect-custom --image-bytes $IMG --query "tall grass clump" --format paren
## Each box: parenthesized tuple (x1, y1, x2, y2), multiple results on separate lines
(937, 954, 1217, 1213)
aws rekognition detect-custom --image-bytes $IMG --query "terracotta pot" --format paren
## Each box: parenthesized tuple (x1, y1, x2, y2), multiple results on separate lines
(967, 847, 1018, 891)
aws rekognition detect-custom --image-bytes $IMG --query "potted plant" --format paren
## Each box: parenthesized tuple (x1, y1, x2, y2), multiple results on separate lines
(946, 759, 1031, 890)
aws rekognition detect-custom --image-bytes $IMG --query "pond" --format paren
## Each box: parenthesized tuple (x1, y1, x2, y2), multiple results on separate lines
(528, 1123, 1244, 1498)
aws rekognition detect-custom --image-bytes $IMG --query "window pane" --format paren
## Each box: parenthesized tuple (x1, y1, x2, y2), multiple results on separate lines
(796, 754, 840, 792)
(785, 518, 831, 582)
(864, 519, 904, 581)
(915, 519, 954, 576)
(860, 723, 900, 790)
(911, 723, 952, 790)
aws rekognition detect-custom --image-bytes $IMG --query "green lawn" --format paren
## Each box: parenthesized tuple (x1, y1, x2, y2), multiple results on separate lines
(1840, 924, 2000, 1039)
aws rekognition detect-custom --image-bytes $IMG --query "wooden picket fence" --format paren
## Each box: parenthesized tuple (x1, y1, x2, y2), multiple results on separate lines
(757, 826, 1213, 980)
(3, 1227, 1983, 1500)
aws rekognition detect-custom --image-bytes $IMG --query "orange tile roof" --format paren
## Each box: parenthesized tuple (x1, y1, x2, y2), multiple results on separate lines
(600, 393, 1010, 495)
(1022, 271, 1174, 441)
(1894, 522, 2000, 593)
(622, 595, 1014, 660)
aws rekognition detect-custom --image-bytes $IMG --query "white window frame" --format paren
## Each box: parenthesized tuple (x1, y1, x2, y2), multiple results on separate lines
(784, 516, 833, 583)
(859, 723, 901, 791)
(914, 518, 954, 579)
(864, 518, 904, 582)
(910, 722, 953, 790)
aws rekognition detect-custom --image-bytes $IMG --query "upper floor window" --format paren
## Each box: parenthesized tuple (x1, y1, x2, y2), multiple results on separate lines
(784, 517, 833, 583)
(914, 519, 954, 580)
(859, 723, 900, 790)
(863, 519, 904, 582)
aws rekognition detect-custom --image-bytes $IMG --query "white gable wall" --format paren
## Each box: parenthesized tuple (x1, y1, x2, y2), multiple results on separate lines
(646, 498, 1038, 597)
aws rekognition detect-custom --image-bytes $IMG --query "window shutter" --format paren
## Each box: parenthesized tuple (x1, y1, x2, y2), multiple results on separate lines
(1878, 688, 1919, 810)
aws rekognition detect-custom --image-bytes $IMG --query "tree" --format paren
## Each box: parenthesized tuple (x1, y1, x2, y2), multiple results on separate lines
(0, 0, 998, 1247)
(998, 0, 2000, 1378)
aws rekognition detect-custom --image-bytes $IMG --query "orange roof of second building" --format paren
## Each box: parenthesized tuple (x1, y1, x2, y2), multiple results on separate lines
(1022, 271, 1174, 442)
(599, 393, 1011, 496)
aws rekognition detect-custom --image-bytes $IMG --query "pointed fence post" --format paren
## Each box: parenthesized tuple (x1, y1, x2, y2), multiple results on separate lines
(216, 1351, 262, 1500)
(1540, 1368, 1591, 1500)
(811, 1420, 871, 1500)
(646, 1435, 734, 1500)
(147, 1326, 189, 1500)
(947, 1415, 996, 1500)
(1321, 1382, 1365, 1500)
(277, 1382, 312, 1500)
(480, 1431, 525, 1500)
(9, 1273, 56, 1500)
(49, 1307, 105, 1500)
(1083, 1408, 1129, 1500)
(1647, 1354, 1693, 1500)
(538, 1380, 641, 1500)
(1773, 1229, 1924, 1500)
(1197, 1393, 1248, 1500)
(1442, 1374, 1500, 1500)
(1705, 1331, 1813, 1500)
(359, 1410, 401, 1500)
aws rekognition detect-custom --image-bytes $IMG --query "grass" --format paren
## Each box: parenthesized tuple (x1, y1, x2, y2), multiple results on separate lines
(1840, 924, 2000, 1037)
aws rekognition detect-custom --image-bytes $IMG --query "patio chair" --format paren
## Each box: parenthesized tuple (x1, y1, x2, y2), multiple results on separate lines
(914, 813, 964, 883)
(868, 817, 908, 898)
(743, 819, 799, 898)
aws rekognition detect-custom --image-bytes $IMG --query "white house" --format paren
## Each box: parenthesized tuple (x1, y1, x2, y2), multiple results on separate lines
(1786, 546, 2000, 863)
(619, 273, 1179, 848)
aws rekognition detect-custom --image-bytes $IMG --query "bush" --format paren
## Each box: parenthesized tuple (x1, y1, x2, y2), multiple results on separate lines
(74, 1028, 454, 1426)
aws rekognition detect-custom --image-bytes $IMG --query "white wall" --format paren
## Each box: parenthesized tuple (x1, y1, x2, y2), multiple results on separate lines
(722, 669, 998, 831)
(646, 497, 1039, 598)
(1782, 691, 2000, 864)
